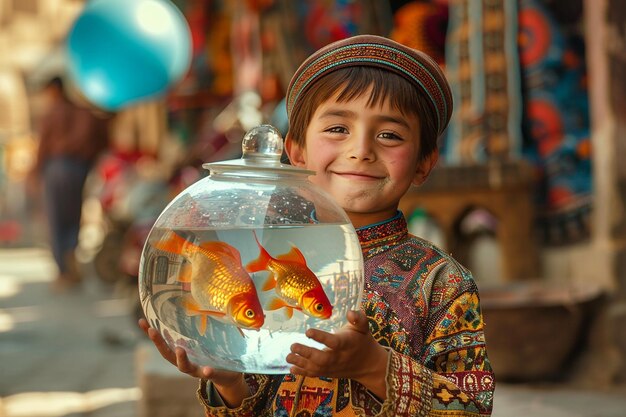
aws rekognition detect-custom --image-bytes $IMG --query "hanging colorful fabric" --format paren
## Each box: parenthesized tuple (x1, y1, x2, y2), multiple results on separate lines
(518, 0, 592, 245)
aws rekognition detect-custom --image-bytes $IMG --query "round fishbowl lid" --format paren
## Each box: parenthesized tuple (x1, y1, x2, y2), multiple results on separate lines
(202, 124, 314, 177)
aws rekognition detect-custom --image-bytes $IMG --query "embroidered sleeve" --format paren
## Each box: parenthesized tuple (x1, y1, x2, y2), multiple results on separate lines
(196, 374, 276, 417)
(385, 350, 434, 416)
(349, 333, 492, 417)
(379, 347, 494, 417)
(421, 266, 495, 415)
(348, 346, 434, 416)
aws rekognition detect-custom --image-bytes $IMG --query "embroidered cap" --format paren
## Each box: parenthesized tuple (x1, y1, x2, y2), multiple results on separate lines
(286, 34, 453, 137)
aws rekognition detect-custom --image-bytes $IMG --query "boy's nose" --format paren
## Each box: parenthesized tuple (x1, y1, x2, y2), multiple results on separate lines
(347, 134, 375, 161)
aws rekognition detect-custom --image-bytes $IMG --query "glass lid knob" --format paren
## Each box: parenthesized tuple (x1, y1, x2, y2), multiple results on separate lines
(241, 124, 283, 163)
(203, 124, 313, 175)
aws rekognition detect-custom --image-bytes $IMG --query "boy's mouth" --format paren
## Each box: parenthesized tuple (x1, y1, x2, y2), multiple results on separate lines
(333, 171, 383, 181)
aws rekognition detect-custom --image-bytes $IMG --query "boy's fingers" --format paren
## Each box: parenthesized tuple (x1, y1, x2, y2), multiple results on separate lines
(286, 352, 325, 377)
(147, 328, 176, 364)
(289, 343, 315, 359)
(305, 328, 339, 349)
(289, 344, 333, 371)
(138, 318, 158, 338)
(287, 345, 323, 371)
(146, 327, 162, 344)
(175, 347, 197, 374)
(289, 365, 313, 377)
(285, 352, 306, 368)
(200, 366, 213, 379)
(140, 319, 205, 379)
(138, 318, 149, 334)
(347, 310, 369, 333)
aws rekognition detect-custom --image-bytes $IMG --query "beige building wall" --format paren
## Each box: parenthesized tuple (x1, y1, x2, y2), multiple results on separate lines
(560, 0, 626, 384)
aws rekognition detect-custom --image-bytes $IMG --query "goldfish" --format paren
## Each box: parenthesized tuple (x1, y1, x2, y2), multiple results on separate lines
(152, 231, 265, 335)
(246, 232, 333, 320)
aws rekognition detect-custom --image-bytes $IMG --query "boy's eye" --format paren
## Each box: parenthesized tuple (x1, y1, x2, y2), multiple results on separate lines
(326, 126, 348, 134)
(378, 132, 402, 141)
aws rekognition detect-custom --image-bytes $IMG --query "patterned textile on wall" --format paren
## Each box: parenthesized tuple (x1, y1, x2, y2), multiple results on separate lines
(170, 0, 234, 102)
(260, 0, 393, 97)
(166, 0, 234, 147)
(389, 1, 449, 67)
(518, 0, 592, 245)
(443, 0, 523, 163)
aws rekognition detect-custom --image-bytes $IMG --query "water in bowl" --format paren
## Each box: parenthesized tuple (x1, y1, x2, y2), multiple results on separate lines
(139, 223, 363, 373)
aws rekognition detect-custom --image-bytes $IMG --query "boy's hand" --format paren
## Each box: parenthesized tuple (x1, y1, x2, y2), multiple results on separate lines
(286, 310, 389, 399)
(138, 318, 250, 407)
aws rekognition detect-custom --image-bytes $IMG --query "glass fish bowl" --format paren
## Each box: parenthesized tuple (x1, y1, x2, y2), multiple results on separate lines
(138, 125, 364, 374)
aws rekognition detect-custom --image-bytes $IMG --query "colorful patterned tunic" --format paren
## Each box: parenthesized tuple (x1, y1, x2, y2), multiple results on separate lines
(197, 212, 495, 416)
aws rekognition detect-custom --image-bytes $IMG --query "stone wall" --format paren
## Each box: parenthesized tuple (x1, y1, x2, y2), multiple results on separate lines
(574, 0, 626, 385)
(605, 0, 626, 383)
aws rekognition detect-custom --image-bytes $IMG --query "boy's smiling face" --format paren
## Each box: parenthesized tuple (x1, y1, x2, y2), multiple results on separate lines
(286, 90, 438, 228)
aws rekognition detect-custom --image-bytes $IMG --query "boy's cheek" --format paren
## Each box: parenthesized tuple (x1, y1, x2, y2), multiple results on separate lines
(307, 175, 327, 190)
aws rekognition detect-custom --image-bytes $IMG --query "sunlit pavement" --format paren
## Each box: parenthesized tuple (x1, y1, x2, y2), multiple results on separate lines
(2, 247, 626, 417)
(494, 383, 626, 417)
(0, 247, 141, 417)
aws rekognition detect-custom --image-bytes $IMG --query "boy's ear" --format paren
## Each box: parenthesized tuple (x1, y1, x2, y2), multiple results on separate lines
(285, 133, 306, 167)
(412, 149, 439, 186)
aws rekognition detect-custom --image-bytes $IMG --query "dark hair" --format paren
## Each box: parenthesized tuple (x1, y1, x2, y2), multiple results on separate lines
(287, 66, 439, 161)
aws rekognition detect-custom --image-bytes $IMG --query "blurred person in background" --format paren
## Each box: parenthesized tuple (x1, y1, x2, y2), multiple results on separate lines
(28, 76, 111, 291)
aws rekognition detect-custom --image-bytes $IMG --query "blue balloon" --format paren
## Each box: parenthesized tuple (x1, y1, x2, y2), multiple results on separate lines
(66, 0, 191, 110)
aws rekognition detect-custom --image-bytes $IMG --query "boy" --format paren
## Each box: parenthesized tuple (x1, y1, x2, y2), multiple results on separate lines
(140, 34, 494, 416)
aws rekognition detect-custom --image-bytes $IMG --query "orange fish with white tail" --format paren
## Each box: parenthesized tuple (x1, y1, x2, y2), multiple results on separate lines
(152, 231, 265, 335)
(246, 232, 333, 320)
